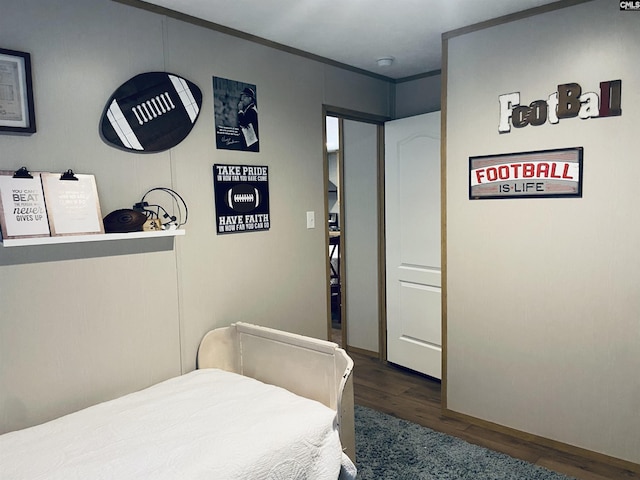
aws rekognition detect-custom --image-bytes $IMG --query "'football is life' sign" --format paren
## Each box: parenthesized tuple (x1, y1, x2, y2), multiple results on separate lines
(213, 164, 270, 234)
(469, 147, 583, 200)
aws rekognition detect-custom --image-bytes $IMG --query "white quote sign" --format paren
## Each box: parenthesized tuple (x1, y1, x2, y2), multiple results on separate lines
(0, 173, 50, 239)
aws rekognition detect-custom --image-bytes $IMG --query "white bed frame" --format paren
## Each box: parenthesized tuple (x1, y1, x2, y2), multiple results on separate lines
(197, 322, 355, 462)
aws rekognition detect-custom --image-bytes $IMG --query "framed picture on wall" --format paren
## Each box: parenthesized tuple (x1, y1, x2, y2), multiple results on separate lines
(469, 147, 583, 200)
(0, 48, 36, 134)
(212, 77, 259, 152)
(213, 164, 270, 234)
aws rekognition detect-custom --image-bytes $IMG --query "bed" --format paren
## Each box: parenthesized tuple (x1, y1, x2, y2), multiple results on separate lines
(0, 322, 357, 479)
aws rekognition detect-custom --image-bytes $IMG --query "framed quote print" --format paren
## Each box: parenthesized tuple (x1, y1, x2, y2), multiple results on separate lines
(0, 47, 36, 134)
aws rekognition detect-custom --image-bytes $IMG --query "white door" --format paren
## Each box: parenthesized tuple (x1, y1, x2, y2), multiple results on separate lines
(385, 111, 441, 378)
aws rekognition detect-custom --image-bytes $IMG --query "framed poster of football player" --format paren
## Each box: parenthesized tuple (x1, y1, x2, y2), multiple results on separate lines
(213, 77, 259, 152)
(213, 164, 269, 234)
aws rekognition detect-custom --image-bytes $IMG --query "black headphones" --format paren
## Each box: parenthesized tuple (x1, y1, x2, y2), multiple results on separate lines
(132, 187, 188, 229)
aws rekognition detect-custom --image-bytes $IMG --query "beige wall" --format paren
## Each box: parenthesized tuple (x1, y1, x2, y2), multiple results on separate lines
(0, 0, 392, 433)
(445, 0, 639, 464)
(396, 73, 441, 118)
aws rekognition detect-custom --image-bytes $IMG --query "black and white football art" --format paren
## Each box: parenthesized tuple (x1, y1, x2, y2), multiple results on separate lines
(100, 72, 203, 153)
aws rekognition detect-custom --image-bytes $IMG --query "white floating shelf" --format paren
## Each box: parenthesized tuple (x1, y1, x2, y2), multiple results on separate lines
(1, 229, 185, 247)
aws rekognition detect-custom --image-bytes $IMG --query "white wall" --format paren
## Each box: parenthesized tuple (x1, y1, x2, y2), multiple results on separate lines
(445, 0, 639, 464)
(327, 152, 339, 214)
(0, 0, 392, 433)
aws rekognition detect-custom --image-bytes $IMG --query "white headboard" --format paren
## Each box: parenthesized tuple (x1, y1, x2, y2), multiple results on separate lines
(196, 322, 355, 461)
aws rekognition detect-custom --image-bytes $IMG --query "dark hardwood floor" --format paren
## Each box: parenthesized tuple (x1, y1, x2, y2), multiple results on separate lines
(347, 349, 639, 480)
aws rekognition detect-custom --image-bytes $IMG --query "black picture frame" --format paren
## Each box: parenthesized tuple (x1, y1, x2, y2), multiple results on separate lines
(0, 48, 36, 134)
(213, 164, 270, 235)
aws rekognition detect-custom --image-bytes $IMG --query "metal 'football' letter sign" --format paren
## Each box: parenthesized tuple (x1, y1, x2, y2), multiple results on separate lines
(498, 80, 621, 133)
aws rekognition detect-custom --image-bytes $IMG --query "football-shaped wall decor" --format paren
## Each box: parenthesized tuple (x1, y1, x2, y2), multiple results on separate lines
(100, 72, 202, 153)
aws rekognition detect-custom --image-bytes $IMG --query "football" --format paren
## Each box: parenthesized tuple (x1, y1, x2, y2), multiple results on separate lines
(100, 72, 203, 153)
(226, 183, 260, 213)
(103, 209, 148, 233)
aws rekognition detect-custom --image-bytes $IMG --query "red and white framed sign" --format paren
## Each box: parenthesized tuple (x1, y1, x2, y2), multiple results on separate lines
(469, 147, 583, 200)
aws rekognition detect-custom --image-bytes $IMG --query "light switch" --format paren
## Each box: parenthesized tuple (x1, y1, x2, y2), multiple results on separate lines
(306, 211, 315, 229)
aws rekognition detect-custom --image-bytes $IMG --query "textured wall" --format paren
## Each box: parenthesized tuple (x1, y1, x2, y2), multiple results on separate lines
(0, 0, 392, 433)
(445, 0, 640, 464)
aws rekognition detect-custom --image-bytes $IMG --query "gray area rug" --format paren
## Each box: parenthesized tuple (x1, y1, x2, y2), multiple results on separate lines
(354, 405, 576, 480)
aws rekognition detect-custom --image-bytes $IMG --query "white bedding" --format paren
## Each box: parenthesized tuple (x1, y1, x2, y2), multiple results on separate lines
(0, 369, 356, 480)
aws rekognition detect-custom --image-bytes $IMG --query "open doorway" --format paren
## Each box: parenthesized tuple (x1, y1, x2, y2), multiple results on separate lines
(326, 116, 342, 345)
(324, 107, 387, 358)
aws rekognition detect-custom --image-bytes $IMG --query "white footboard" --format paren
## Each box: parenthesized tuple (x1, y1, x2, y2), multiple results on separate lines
(197, 322, 355, 462)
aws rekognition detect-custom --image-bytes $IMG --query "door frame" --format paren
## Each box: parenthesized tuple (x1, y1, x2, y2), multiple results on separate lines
(323, 105, 390, 359)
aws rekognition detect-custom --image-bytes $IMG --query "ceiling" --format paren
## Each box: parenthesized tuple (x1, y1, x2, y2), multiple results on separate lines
(140, 0, 560, 80)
